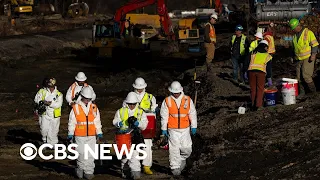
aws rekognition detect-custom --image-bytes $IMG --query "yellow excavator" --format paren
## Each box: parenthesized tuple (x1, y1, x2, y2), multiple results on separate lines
(178, 18, 202, 52)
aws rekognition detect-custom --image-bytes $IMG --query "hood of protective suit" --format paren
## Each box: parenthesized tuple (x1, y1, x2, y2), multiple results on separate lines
(135, 89, 145, 95)
(170, 91, 185, 100)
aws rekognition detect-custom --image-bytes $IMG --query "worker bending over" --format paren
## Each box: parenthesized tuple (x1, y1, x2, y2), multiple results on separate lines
(245, 40, 272, 111)
(34, 77, 63, 147)
(68, 87, 103, 179)
(289, 18, 319, 97)
(230, 25, 249, 84)
(66, 72, 96, 106)
(160, 81, 197, 176)
(113, 92, 148, 179)
(204, 14, 218, 74)
(122, 77, 157, 175)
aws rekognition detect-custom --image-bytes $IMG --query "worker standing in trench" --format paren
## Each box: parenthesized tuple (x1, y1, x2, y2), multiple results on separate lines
(160, 81, 197, 176)
(204, 14, 218, 75)
(263, 23, 276, 87)
(113, 92, 148, 179)
(244, 40, 272, 111)
(230, 24, 250, 85)
(289, 18, 319, 98)
(34, 77, 63, 147)
(67, 87, 103, 180)
(66, 72, 96, 106)
(122, 77, 157, 175)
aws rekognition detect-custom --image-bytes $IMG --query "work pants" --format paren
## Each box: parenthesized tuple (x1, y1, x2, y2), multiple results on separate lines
(121, 149, 142, 172)
(142, 139, 153, 167)
(204, 42, 215, 63)
(249, 71, 266, 108)
(297, 58, 315, 84)
(168, 128, 192, 170)
(231, 55, 244, 81)
(39, 115, 60, 145)
(75, 136, 96, 175)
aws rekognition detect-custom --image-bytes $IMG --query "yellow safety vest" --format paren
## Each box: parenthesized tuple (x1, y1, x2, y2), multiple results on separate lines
(119, 107, 143, 130)
(293, 28, 319, 60)
(264, 35, 276, 54)
(249, 40, 259, 53)
(231, 34, 247, 55)
(38, 88, 62, 118)
(139, 92, 153, 111)
(248, 52, 272, 73)
(205, 23, 216, 43)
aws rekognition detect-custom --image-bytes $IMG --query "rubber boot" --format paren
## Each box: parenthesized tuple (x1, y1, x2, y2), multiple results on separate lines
(75, 168, 83, 179)
(171, 169, 181, 176)
(132, 171, 141, 179)
(143, 166, 153, 175)
(180, 160, 186, 172)
(297, 84, 306, 100)
(84, 174, 94, 180)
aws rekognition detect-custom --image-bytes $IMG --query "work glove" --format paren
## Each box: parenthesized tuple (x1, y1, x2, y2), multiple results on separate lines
(67, 135, 73, 140)
(191, 128, 197, 135)
(117, 121, 123, 128)
(267, 78, 273, 87)
(97, 134, 103, 138)
(162, 130, 168, 137)
(134, 121, 139, 127)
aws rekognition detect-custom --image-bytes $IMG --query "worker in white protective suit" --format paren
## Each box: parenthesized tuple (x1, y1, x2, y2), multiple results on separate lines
(160, 81, 197, 176)
(68, 87, 103, 180)
(66, 72, 96, 106)
(122, 77, 157, 175)
(113, 92, 148, 179)
(34, 77, 63, 146)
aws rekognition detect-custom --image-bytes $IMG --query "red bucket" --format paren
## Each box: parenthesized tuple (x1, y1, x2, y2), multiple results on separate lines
(115, 133, 131, 155)
(141, 114, 156, 139)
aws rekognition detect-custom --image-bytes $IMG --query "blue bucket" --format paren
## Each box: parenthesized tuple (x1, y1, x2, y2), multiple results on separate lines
(264, 89, 278, 106)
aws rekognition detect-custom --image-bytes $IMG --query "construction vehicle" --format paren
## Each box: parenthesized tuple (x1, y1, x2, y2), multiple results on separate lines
(3, 0, 55, 17)
(178, 18, 202, 52)
(67, 0, 89, 18)
(92, 0, 175, 58)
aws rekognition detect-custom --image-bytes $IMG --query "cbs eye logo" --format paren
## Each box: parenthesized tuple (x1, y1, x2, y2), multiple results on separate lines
(20, 143, 37, 160)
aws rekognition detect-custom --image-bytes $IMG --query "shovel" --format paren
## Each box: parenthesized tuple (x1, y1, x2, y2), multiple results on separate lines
(194, 80, 201, 107)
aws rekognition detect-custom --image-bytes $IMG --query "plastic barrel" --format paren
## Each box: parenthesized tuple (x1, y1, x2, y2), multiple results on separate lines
(115, 133, 132, 155)
(264, 88, 278, 106)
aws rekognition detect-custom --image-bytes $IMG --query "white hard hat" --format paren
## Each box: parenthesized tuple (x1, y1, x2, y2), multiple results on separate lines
(168, 81, 183, 93)
(75, 72, 87, 82)
(125, 92, 139, 104)
(132, 77, 147, 89)
(255, 32, 263, 39)
(80, 86, 93, 99)
(259, 40, 269, 46)
(211, 14, 218, 19)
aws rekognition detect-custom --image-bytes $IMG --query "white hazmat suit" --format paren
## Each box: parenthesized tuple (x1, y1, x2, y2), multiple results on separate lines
(66, 82, 96, 105)
(68, 100, 102, 175)
(122, 89, 157, 168)
(34, 86, 63, 146)
(113, 104, 148, 174)
(160, 91, 197, 171)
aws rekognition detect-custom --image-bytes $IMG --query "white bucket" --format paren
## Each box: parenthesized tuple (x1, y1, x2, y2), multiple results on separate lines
(281, 86, 296, 105)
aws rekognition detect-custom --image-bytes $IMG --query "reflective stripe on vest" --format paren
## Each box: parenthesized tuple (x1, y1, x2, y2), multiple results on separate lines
(165, 95, 191, 129)
(264, 35, 275, 54)
(231, 34, 246, 55)
(206, 23, 216, 43)
(139, 92, 153, 111)
(293, 28, 319, 60)
(119, 107, 143, 130)
(249, 40, 259, 52)
(71, 82, 88, 99)
(248, 53, 272, 73)
(39, 88, 62, 118)
(73, 103, 97, 136)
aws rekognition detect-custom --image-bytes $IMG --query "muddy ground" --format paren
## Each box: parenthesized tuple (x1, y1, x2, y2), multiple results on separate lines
(0, 28, 320, 180)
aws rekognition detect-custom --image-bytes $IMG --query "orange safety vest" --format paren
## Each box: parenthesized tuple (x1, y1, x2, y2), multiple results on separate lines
(71, 82, 88, 99)
(165, 95, 191, 129)
(73, 103, 97, 136)
(205, 23, 216, 43)
(248, 52, 272, 73)
(264, 35, 275, 54)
